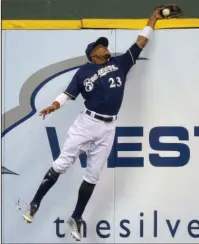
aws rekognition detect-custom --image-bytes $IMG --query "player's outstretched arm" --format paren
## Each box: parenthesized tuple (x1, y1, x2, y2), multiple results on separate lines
(39, 93, 71, 120)
(136, 8, 162, 49)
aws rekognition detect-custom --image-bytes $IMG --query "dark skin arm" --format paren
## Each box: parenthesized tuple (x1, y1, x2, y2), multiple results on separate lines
(39, 101, 60, 120)
(39, 93, 74, 119)
(136, 8, 162, 49)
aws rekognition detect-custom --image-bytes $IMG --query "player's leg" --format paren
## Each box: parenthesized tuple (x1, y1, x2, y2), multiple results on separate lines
(68, 123, 116, 240)
(67, 180, 96, 241)
(23, 113, 93, 223)
(23, 166, 60, 223)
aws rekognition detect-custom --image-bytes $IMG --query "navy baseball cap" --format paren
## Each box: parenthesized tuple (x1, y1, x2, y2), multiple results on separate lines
(85, 37, 109, 62)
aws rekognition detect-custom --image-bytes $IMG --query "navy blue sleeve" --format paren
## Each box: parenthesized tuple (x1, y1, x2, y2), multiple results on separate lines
(116, 43, 142, 75)
(64, 69, 81, 100)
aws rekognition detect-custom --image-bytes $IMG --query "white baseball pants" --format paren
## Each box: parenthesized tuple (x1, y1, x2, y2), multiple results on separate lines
(53, 110, 116, 184)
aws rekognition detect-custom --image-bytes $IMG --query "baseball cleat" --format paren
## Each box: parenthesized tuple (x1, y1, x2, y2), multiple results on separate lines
(67, 217, 82, 241)
(23, 203, 39, 223)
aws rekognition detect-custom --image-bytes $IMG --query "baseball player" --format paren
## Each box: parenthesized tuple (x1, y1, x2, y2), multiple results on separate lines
(23, 8, 162, 241)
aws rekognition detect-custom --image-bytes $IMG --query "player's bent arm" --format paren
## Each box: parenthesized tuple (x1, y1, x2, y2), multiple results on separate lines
(136, 8, 161, 49)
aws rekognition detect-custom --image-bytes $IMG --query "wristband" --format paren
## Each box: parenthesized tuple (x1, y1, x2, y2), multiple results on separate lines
(55, 93, 71, 107)
(139, 26, 153, 40)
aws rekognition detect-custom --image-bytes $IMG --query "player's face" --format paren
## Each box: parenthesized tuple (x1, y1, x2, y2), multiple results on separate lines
(91, 45, 111, 61)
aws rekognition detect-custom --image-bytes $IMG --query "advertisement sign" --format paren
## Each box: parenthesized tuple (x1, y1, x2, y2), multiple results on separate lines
(2, 29, 199, 243)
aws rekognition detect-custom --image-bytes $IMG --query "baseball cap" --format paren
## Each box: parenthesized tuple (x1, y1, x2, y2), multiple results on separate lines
(85, 37, 109, 62)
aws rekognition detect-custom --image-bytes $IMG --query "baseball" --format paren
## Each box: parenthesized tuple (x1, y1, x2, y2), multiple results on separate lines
(162, 8, 170, 17)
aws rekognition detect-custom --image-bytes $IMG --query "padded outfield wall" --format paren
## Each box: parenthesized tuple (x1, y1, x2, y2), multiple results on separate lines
(2, 0, 199, 243)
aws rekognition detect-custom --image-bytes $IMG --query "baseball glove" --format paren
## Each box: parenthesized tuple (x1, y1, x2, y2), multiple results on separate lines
(159, 4, 183, 18)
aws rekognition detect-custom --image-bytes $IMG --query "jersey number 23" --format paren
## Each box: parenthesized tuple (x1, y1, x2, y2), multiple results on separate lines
(108, 77, 122, 88)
